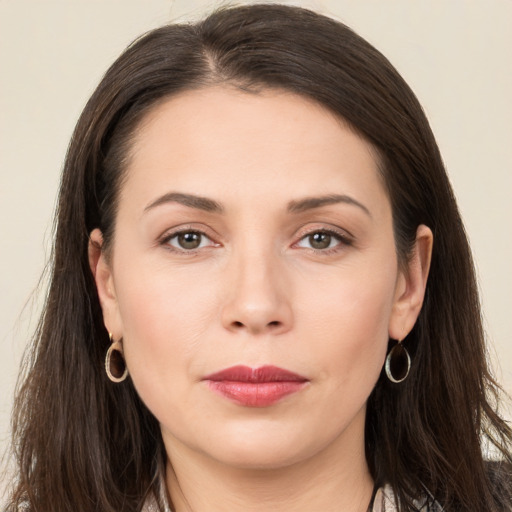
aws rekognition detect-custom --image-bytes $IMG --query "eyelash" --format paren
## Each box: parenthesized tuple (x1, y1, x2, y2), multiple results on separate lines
(159, 226, 218, 254)
(294, 228, 353, 254)
(159, 226, 353, 255)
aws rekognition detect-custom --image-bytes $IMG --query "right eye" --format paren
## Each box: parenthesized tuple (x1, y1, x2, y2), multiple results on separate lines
(163, 230, 215, 251)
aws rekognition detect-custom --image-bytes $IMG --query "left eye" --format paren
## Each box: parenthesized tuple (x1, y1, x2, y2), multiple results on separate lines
(296, 231, 343, 250)
(165, 231, 213, 251)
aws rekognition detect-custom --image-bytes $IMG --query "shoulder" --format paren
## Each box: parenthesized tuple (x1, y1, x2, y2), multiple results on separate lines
(486, 460, 512, 508)
(142, 496, 171, 512)
(373, 485, 443, 512)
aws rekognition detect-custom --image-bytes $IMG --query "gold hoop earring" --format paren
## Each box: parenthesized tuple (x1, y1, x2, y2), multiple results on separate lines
(385, 339, 411, 384)
(105, 333, 128, 383)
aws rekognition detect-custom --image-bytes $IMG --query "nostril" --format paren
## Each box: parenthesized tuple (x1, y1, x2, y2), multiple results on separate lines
(230, 320, 282, 330)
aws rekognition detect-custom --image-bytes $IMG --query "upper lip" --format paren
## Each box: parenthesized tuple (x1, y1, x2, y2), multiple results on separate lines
(203, 365, 308, 383)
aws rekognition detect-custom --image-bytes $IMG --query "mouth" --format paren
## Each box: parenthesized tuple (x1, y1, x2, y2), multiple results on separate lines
(202, 365, 309, 407)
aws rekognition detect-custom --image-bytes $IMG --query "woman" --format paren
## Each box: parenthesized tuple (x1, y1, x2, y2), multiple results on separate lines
(5, 4, 512, 511)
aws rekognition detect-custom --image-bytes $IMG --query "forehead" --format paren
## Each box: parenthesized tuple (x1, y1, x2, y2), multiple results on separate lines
(133, 86, 365, 156)
(120, 86, 388, 217)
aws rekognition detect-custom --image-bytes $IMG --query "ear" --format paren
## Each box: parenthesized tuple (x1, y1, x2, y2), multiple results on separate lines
(88, 228, 123, 339)
(388, 224, 433, 340)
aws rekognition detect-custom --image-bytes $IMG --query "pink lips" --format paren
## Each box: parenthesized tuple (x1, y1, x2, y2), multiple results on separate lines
(203, 365, 308, 407)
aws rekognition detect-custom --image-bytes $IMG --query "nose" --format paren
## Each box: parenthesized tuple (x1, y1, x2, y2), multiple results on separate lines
(221, 247, 293, 336)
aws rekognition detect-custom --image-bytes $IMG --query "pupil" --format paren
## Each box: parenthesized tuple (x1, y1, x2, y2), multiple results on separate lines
(178, 232, 201, 249)
(310, 232, 331, 249)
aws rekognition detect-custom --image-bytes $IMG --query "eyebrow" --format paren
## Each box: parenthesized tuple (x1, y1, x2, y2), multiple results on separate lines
(287, 194, 372, 217)
(143, 191, 371, 217)
(144, 192, 224, 214)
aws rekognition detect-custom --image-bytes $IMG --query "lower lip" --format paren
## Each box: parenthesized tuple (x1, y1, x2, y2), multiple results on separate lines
(207, 381, 307, 407)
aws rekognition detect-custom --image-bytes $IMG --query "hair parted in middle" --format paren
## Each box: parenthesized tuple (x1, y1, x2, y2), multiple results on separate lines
(8, 4, 511, 512)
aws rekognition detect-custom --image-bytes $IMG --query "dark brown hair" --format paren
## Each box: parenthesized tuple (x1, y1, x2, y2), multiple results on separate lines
(6, 4, 512, 511)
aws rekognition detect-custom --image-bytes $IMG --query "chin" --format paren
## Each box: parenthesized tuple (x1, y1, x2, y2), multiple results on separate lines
(198, 423, 328, 471)
(213, 444, 309, 471)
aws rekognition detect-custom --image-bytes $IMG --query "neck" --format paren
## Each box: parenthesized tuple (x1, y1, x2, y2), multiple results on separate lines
(164, 413, 374, 512)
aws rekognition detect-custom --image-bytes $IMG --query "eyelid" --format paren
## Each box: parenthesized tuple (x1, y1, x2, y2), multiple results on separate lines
(156, 222, 353, 254)
(294, 222, 354, 240)
(158, 224, 220, 252)
(292, 224, 354, 252)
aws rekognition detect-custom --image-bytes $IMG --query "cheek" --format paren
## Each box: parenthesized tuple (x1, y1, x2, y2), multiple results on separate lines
(296, 262, 396, 389)
(112, 259, 219, 406)
(115, 254, 218, 336)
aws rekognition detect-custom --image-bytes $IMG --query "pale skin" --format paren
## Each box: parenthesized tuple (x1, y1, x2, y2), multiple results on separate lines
(89, 87, 433, 511)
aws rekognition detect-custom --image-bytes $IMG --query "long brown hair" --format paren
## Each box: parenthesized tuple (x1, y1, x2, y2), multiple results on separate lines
(6, 4, 512, 511)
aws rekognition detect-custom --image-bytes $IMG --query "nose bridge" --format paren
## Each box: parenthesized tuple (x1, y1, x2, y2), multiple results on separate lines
(221, 235, 293, 335)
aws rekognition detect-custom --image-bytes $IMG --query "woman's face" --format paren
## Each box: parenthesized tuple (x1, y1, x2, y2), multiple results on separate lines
(92, 87, 429, 471)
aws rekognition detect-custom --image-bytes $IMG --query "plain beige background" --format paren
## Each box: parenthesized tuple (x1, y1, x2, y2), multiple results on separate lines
(1, 0, 511, 488)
